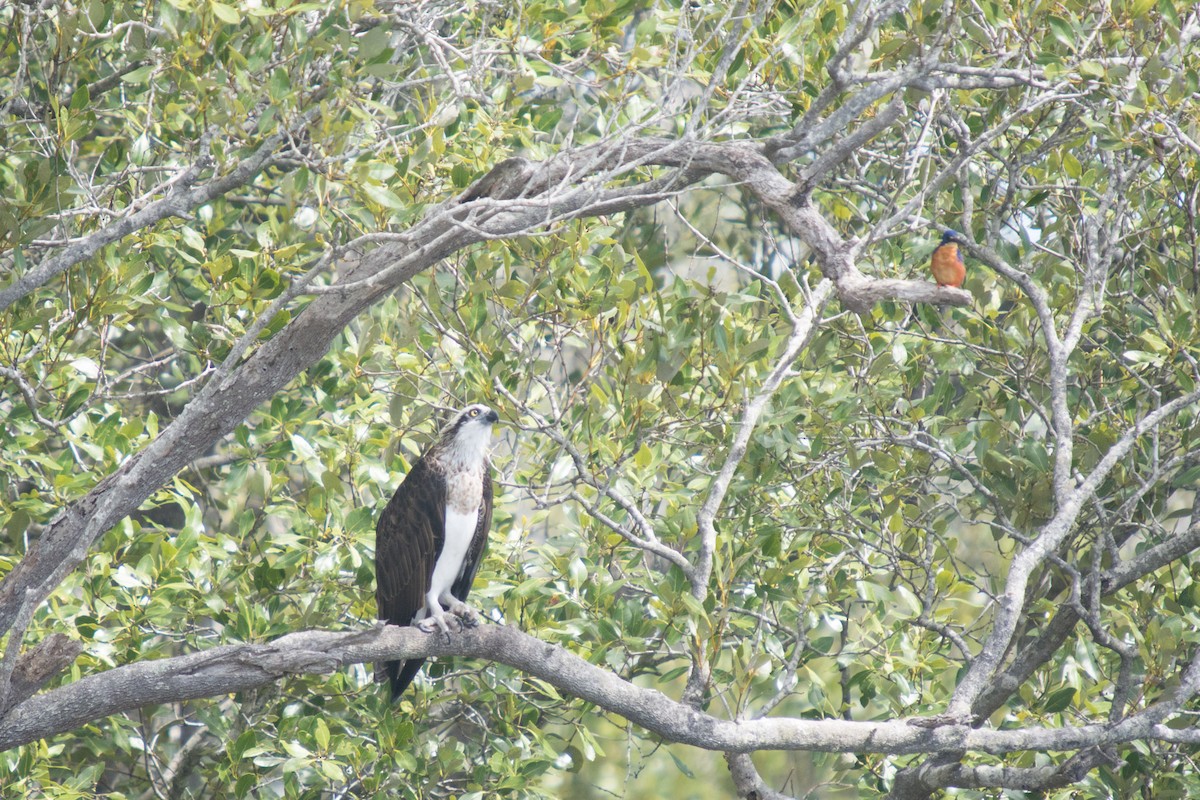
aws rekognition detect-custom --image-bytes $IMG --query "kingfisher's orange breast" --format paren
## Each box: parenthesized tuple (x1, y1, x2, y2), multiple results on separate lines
(930, 243, 965, 288)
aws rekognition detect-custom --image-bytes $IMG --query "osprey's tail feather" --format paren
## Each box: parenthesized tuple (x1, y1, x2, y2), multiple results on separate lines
(376, 658, 426, 701)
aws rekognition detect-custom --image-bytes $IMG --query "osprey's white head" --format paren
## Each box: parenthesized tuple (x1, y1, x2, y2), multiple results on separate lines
(438, 403, 499, 468)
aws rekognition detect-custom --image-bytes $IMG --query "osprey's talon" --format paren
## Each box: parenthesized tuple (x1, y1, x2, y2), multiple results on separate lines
(416, 611, 453, 635)
(448, 600, 479, 627)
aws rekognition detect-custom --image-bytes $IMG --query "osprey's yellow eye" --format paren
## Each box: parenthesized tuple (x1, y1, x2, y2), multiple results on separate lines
(469, 408, 479, 417)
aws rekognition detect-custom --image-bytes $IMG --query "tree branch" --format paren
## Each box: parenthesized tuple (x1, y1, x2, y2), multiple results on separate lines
(726, 751, 797, 800)
(891, 748, 1113, 797)
(692, 279, 834, 602)
(0, 633, 83, 718)
(0, 126, 295, 312)
(943, 387, 1200, 720)
(2, 622, 1196, 760)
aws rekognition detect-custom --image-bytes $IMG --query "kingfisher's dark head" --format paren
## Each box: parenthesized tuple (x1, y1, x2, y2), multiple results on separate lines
(941, 229, 960, 244)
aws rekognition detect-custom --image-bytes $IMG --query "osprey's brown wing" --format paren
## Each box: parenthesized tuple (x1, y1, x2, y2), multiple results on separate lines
(375, 457, 446, 700)
(451, 468, 492, 600)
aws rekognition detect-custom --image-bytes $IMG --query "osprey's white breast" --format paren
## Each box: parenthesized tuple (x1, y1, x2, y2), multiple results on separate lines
(426, 507, 479, 603)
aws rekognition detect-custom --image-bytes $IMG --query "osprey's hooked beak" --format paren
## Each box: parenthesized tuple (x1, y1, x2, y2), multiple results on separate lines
(482, 409, 500, 425)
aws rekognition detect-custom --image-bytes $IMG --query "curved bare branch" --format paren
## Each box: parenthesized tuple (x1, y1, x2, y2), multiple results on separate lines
(2, 622, 1197, 760)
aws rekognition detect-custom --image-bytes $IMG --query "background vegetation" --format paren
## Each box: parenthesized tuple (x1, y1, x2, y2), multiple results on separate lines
(2, 0, 1199, 797)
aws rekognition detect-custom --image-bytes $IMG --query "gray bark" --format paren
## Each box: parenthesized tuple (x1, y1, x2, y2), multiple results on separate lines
(0, 622, 1188, 759)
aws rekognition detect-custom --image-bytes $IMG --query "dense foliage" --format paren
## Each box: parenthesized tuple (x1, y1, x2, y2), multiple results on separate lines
(2, 0, 1199, 797)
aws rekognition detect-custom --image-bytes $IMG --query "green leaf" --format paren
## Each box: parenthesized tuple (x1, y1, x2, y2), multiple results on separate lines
(1043, 687, 1076, 713)
(668, 750, 695, 779)
(1047, 16, 1075, 48)
(211, 2, 241, 24)
(634, 442, 652, 468)
(1174, 464, 1200, 487)
(314, 718, 330, 751)
(120, 65, 154, 84)
(69, 85, 90, 111)
(234, 774, 256, 798)
(360, 182, 406, 209)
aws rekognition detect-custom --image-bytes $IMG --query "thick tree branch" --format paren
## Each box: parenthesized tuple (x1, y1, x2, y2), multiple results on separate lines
(891, 748, 1113, 797)
(0, 633, 83, 718)
(968, 521, 1200, 723)
(796, 97, 906, 193)
(2, 622, 1197, 760)
(593, 138, 973, 312)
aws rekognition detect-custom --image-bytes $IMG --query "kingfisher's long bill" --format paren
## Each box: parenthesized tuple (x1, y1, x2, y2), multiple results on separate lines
(930, 230, 966, 289)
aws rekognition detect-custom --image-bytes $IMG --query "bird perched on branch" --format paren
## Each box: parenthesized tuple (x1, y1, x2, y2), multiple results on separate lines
(375, 403, 499, 700)
(930, 229, 966, 289)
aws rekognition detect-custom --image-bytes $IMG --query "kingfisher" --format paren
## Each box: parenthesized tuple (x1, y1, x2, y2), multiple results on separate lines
(930, 230, 966, 288)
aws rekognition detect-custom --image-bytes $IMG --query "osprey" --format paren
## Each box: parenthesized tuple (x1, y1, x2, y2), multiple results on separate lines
(375, 403, 499, 699)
